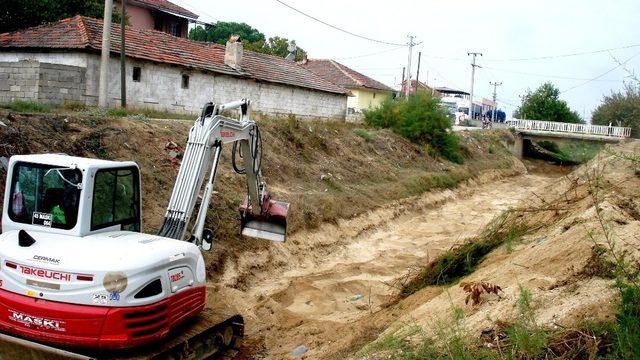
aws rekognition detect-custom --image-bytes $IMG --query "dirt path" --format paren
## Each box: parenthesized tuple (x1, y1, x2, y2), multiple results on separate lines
(213, 171, 559, 358)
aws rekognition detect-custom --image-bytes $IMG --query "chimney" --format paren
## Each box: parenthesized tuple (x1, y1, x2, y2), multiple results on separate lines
(285, 41, 297, 62)
(224, 35, 243, 70)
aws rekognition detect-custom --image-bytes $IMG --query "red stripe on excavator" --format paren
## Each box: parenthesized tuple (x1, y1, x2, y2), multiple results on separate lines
(0, 286, 205, 350)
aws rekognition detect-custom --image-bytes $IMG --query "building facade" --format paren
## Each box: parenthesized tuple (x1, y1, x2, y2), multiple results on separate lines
(301, 59, 394, 118)
(115, 0, 198, 38)
(0, 17, 349, 121)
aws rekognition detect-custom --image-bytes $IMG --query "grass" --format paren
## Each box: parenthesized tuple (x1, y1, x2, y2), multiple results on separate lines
(354, 128, 374, 142)
(0, 100, 195, 120)
(1, 100, 51, 113)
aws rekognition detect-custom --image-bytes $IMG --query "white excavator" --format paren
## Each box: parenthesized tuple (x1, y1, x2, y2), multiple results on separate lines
(0, 99, 288, 358)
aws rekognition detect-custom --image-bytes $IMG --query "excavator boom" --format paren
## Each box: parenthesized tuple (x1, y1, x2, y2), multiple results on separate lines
(158, 99, 289, 246)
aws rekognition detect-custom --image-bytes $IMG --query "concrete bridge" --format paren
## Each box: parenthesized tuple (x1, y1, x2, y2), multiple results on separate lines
(505, 119, 632, 158)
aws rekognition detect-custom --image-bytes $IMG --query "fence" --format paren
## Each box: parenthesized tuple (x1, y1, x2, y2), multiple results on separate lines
(506, 119, 631, 138)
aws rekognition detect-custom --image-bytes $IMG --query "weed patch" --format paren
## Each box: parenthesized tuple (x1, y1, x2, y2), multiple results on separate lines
(401, 209, 531, 296)
(83, 132, 109, 158)
(354, 128, 374, 142)
(1, 100, 51, 113)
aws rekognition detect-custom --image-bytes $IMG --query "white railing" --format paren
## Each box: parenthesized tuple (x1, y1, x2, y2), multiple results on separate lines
(506, 119, 632, 138)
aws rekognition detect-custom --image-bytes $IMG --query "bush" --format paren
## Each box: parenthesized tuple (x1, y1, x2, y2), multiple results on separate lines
(364, 93, 462, 163)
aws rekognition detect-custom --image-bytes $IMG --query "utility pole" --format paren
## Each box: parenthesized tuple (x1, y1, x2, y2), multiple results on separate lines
(120, 0, 126, 108)
(467, 52, 482, 119)
(415, 51, 422, 94)
(489, 81, 502, 122)
(401, 67, 405, 97)
(98, 0, 114, 108)
(405, 35, 417, 98)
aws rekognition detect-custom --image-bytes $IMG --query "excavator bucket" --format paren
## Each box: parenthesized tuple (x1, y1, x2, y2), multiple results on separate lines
(240, 196, 289, 242)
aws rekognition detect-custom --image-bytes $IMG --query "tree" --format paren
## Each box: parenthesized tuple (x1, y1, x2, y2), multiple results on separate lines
(514, 82, 583, 123)
(592, 83, 640, 138)
(0, 0, 121, 33)
(188, 22, 265, 44)
(189, 22, 307, 61)
(0, 0, 126, 33)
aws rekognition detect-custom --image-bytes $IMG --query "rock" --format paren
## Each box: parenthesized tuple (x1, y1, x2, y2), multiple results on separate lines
(291, 345, 308, 357)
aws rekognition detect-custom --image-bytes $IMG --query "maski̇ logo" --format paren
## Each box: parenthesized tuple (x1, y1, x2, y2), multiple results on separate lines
(9, 310, 66, 332)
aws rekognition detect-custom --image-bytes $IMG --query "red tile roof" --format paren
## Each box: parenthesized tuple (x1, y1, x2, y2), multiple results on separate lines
(302, 59, 393, 92)
(127, 0, 198, 20)
(0, 16, 347, 95)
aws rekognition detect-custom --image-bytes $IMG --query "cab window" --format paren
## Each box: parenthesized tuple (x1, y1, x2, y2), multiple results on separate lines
(9, 163, 82, 230)
(91, 167, 140, 232)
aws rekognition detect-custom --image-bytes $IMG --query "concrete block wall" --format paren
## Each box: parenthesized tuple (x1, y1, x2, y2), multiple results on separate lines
(0, 59, 86, 105)
(0, 60, 40, 103)
(37, 63, 86, 105)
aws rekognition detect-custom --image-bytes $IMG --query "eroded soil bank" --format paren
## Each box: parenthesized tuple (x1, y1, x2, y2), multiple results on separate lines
(211, 165, 567, 359)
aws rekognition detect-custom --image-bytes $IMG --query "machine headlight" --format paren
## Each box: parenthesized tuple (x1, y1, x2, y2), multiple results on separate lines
(103, 271, 128, 293)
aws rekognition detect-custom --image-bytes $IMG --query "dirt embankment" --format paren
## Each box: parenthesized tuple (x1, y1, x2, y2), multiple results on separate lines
(0, 111, 518, 274)
(354, 140, 640, 359)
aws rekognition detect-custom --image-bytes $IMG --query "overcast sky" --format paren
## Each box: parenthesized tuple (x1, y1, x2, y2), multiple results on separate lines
(173, 0, 640, 120)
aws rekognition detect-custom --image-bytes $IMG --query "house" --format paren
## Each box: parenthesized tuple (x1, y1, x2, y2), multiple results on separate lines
(401, 79, 435, 95)
(435, 86, 470, 100)
(0, 16, 349, 121)
(115, 0, 198, 38)
(479, 98, 497, 117)
(301, 59, 394, 117)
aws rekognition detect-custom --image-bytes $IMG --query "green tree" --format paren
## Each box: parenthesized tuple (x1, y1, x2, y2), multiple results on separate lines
(189, 22, 307, 61)
(592, 83, 640, 138)
(188, 22, 265, 44)
(514, 82, 583, 123)
(0, 0, 127, 33)
(364, 92, 462, 163)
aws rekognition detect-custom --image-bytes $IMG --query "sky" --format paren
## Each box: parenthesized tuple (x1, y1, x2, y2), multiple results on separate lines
(172, 0, 640, 121)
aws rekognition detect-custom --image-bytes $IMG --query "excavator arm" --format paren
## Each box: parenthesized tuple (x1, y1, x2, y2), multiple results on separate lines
(158, 99, 289, 247)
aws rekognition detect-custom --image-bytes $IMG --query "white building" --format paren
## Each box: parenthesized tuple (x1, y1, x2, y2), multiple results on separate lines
(0, 16, 349, 121)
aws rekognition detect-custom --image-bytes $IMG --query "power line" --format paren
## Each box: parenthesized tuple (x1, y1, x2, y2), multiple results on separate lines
(335, 45, 405, 60)
(561, 50, 640, 93)
(485, 44, 640, 62)
(273, 0, 405, 46)
(484, 65, 623, 82)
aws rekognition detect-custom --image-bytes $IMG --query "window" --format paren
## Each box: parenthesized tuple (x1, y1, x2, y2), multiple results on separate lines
(181, 74, 189, 89)
(170, 23, 180, 37)
(132, 67, 141, 82)
(91, 167, 140, 232)
(9, 163, 82, 230)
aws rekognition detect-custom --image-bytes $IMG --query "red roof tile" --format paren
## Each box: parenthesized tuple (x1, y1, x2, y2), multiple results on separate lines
(302, 59, 393, 92)
(127, 0, 198, 19)
(0, 16, 347, 95)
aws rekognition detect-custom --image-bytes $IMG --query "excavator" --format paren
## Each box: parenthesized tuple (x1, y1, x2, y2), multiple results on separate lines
(0, 99, 288, 358)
